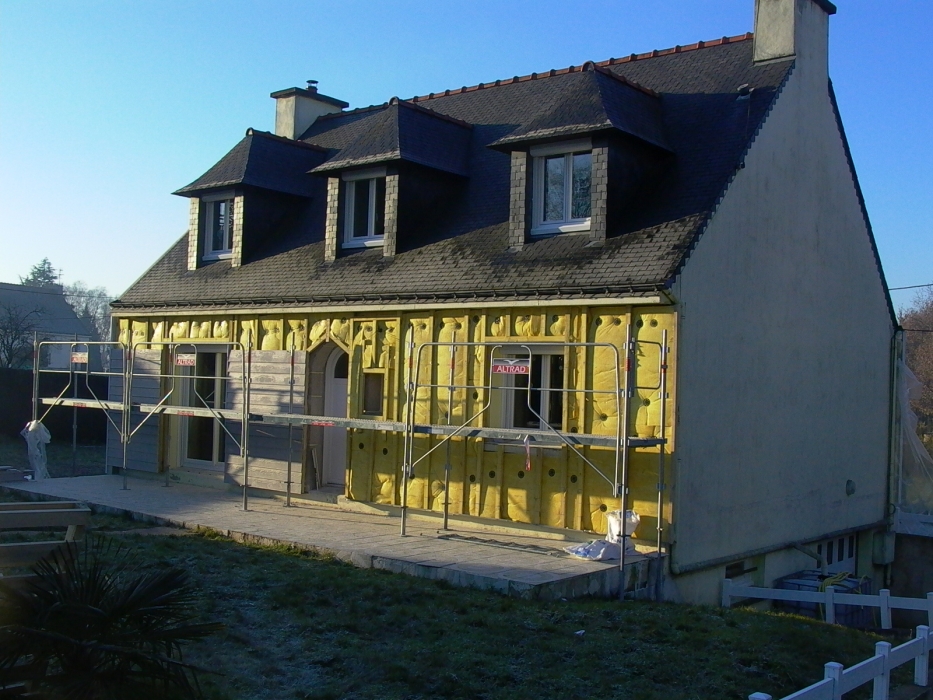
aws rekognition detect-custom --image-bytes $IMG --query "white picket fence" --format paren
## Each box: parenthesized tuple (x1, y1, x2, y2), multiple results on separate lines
(747, 625, 930, 700)
(721, 579, 933, 629)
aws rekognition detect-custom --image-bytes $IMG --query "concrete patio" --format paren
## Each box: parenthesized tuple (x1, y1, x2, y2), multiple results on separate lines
(0, 474, 657, 600)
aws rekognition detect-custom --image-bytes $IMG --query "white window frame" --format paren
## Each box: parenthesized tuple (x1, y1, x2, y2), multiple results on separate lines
(342, 167, 387, 248)
(495, 349, 565, 431)
(201, 192, 235, 260)
(530, 138, 593, 236)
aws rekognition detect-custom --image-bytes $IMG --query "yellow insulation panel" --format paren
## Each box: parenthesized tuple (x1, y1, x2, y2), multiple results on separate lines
(119, 305, 677, 536)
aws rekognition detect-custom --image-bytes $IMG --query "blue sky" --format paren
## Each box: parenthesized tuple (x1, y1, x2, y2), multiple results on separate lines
(1, 0, 930, 313)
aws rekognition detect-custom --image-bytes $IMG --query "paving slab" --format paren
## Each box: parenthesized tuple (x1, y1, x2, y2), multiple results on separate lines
(1, 474, 653, 600)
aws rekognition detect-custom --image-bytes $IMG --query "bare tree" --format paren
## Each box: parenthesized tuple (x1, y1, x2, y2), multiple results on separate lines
(0, 302, 42, 368)
(64, 281, 111, 342)
(902, 288, 933, 455)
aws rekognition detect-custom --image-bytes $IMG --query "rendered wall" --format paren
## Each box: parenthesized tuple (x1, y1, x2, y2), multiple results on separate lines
(114, 305, 675, 534)
(669, 43, 893, 574)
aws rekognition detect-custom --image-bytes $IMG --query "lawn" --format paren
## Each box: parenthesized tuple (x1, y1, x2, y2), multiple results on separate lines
(0, 495, 914, 700)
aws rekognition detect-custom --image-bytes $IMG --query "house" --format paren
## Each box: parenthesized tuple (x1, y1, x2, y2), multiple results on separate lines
(0, 282, 97, 370)
(107, 0, 897, 604)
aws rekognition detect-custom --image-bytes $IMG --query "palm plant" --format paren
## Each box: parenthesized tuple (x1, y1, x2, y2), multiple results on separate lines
(0, 535, 223, 699)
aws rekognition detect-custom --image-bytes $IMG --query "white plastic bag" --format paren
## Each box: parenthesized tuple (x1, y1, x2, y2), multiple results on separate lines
(605, 509, 640, 543)
(564, 540, 621, 561)
(20, 421, 51, 480)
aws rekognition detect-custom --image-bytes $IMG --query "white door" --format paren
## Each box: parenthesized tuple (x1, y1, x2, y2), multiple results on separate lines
(180, 351, 227, 472)
(322, 349, 348, 487)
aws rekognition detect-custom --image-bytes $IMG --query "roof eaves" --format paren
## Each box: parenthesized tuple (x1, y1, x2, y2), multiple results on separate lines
(827, 79, 896, 328)
(310, 149, 402, 174)
(111, 283, 666, 311)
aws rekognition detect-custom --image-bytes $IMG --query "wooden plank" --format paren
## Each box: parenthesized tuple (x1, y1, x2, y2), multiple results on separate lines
(0, 501, 86, 512)
(0, 508, 90, 530)
(0, 541, 68, 568)
(0, 573, 39, 591)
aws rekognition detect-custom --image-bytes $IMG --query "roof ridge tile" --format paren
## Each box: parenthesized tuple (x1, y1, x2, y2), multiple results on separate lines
(407, 33, 753, 104)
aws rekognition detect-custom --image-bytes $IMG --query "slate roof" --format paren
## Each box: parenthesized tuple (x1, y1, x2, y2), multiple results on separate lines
(489, 66, 670, 152)
(0, 283, 94, 337)
(115, 35, 794, 310)
(312, 99, 472, 176)
(173, 130, 327, 197)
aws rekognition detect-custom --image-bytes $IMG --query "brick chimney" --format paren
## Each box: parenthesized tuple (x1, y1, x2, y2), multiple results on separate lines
(754, 0, 836, 72)
(271, 81, 348, 140)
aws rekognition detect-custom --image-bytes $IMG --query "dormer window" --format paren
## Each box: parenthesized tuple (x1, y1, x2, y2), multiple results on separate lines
(202, 194, 235, 258)
(343, 168, 387, 247)
(530, 140, 592, 236)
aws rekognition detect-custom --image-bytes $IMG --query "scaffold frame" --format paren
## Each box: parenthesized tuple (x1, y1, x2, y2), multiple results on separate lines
(32, 330, 671, 597)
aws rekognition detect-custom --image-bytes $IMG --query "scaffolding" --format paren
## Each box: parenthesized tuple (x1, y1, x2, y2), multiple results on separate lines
(32, 330, 670, 597)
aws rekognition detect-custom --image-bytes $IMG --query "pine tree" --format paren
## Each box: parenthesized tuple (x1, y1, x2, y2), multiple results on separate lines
(20, 258, 59, 287)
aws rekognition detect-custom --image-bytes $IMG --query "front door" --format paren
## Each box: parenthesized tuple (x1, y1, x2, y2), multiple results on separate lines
(322, 349, 348, 487)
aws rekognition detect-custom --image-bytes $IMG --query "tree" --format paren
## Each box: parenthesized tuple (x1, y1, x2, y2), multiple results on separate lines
(19, 258, 59, 288)
(0, 301, 42, 368)
(64, 281, 112, 342)
(901, 288, 933, 454)
(0, 536, 223, 698)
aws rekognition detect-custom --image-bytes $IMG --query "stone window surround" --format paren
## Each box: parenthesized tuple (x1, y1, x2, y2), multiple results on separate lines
(186, 191, 244, 271)
(325, 166, 399, 263)
(508, 136, 608, 250)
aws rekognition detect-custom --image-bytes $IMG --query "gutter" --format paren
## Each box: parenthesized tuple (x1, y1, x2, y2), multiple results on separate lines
(110, 294, 669, 318)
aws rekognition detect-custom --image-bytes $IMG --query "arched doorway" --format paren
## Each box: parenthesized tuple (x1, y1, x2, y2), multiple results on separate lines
(322, 347, 349, 487)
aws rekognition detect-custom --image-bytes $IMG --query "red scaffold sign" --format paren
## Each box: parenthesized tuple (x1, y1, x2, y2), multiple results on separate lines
(175, 353, 197, 366)
(491, 358, 530, 374)
(70, 352, 89, 364)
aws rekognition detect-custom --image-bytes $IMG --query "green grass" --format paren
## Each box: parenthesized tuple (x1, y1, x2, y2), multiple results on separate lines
(0, 433, 106, 477)
(0, 492, 916, 700)
(88, 532, 909, 700)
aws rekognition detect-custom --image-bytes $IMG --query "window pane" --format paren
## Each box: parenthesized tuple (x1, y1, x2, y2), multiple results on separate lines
(512, 356, 543, 429)
(544, 156, 565, 222)
(547, 355, 564, 426)
(353, 180, 370, 238)
(372, 178, 386, 237)
(211, 201, 226, 251)
(362, 374, 383, 415)
(194, 353, 216, 408)
(571, 152, 591, 219)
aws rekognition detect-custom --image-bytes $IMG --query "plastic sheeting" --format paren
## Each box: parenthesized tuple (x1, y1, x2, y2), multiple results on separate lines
(894, 361, 933, 536)
(20, 420, 51, 480)
(565, 510, 640, 560)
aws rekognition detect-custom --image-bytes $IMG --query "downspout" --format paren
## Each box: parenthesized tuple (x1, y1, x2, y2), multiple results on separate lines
(884, 326, 904, 589)
(792, 543, 827, 577)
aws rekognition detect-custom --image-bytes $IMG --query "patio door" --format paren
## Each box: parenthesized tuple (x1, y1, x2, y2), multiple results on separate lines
(180, 351, 227, 472)
(322, 348, 348, 487)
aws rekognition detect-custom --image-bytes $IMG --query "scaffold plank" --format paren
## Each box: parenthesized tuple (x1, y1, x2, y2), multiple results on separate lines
(257, 412, 664, 448)
(41, 398, 125, 411)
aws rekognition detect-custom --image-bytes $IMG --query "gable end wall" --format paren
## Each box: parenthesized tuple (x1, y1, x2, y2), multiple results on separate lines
(670, 53, 894, 579)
